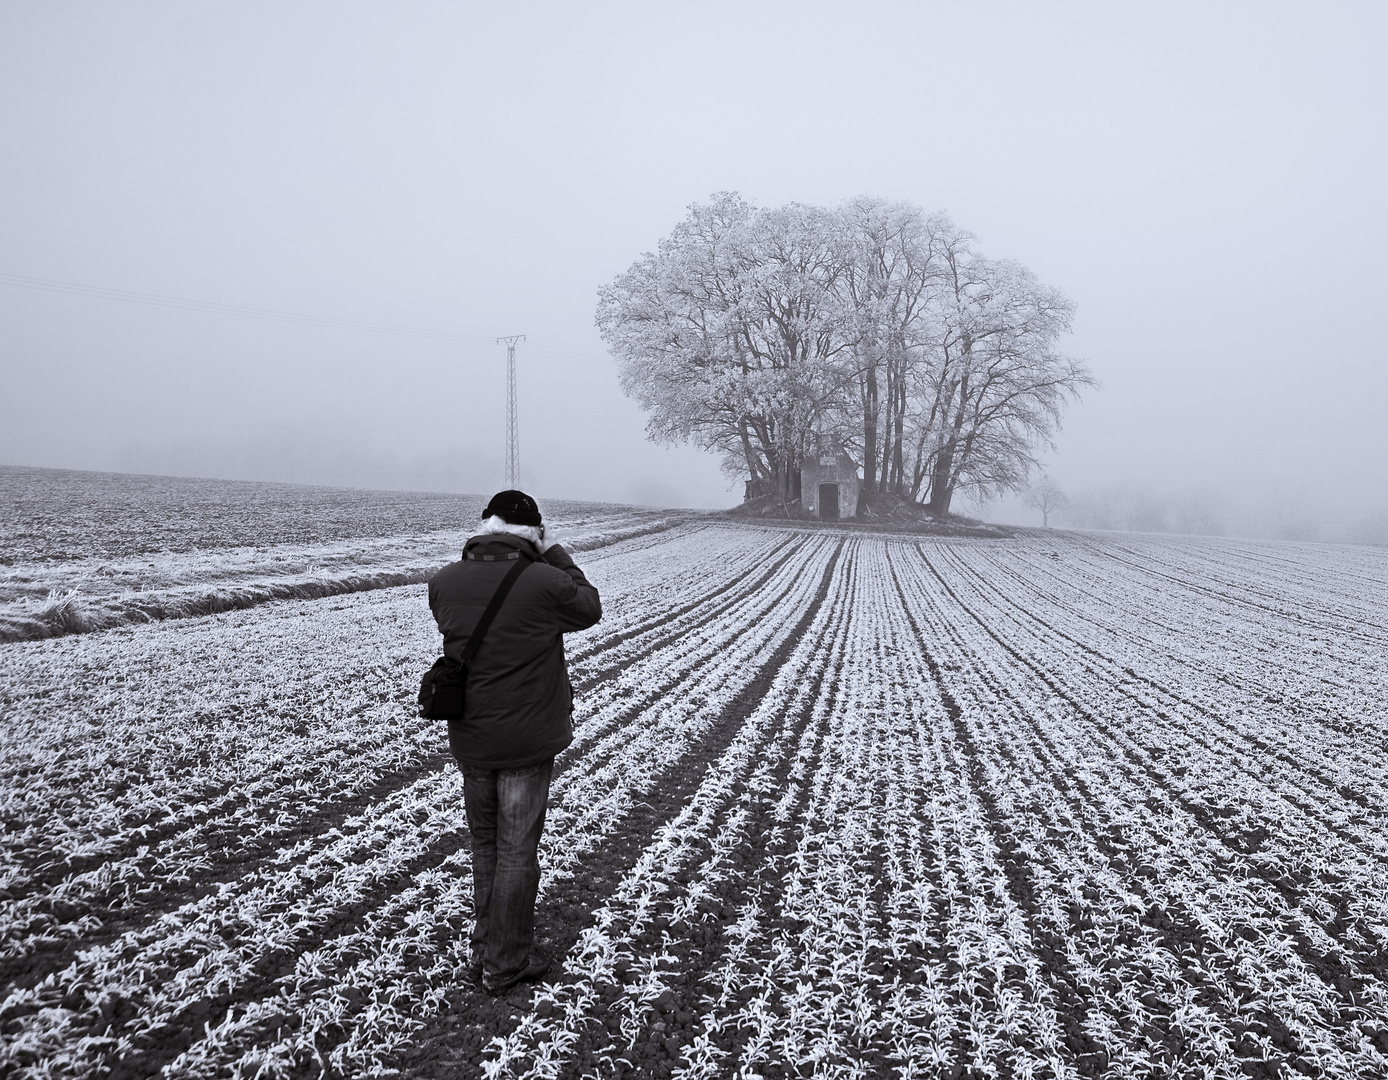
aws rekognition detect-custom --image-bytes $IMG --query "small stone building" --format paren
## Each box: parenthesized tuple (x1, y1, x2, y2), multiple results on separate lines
(800, 449, 861, 521)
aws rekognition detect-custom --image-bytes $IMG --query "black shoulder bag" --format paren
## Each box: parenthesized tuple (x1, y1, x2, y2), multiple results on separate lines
(418, 556, 531, 719)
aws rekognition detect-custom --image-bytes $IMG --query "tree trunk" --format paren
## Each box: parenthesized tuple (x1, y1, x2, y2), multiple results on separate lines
(926, 448, 954, 516)
(878, 356, 893, 497)
(908, 430, 932, 501)
(926, 359, 972, 517)
(861, 361, 879, 499)
(889, 369, 907, 495)
(787, 457, 801, 505)
(739, 420, 764, 489)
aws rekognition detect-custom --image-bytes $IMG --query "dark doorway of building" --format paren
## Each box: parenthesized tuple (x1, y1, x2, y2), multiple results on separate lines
(818, 482, 840, 521)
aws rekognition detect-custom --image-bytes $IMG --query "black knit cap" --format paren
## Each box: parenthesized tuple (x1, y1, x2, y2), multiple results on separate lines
(482, 489, 542, 527)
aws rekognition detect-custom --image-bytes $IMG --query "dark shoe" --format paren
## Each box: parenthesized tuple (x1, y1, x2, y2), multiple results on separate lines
(465, 954, 484, 985)
(482, 949, 551, 996)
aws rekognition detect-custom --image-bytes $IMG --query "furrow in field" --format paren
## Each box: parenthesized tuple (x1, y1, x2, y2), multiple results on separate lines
(152, 537, 843, 1080)
(440, 540, 851, 1080)
(0, 511, 694, 645)
(883, 548, 1128, 1077)
(973, 546, 1388, 821)
(975, 543, 1384, 724)
(946, 570, 1388, 859)
(567, 534, 802, 688)
(0, 532, 841, 1080)
(1092, 535, 1388, 627)
(997, 539, 1388, 727)
(667, 541, 1072, 1080)
(919, 543, 1388, 944)
(1043, 533, 1388, 663)
(0, 601, 443, 992)
(953, 546, 1388, 914)
(542, 534, 833, 786)
(929, 544, 1388, 858)
(893, 548, 1256, 1075)
(996, 550, 1388, 829)
(7, 524, 1386, 1079)
(0, 529, 788, 968)
(1068, 536, 1388, 644)
(896, 545, 1388, 1076)
(0, 524, 787, 961)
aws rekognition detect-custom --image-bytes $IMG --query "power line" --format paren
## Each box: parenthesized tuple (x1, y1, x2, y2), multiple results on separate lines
(524, 340, 617, 372)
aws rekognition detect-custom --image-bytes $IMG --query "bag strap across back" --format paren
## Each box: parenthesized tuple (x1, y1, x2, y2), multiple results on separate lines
(458, 556, 531, 667)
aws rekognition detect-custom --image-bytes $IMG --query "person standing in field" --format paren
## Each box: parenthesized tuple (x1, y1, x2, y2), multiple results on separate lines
(427, 490, 602, 995)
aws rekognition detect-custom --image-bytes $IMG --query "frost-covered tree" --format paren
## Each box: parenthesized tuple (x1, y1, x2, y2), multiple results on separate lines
(840, 198, 956, 504)
(599, 193, 1095, 517)
(596, 193, 856, 507)
(908, 252, 1094, 515)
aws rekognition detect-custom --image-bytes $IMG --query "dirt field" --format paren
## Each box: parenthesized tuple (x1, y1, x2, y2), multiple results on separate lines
(3, 479, 1387, 1079)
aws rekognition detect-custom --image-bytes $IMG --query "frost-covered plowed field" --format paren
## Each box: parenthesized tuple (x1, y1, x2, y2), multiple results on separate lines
(3, 525, 1387, 1080)
(0, 466, 685, 642)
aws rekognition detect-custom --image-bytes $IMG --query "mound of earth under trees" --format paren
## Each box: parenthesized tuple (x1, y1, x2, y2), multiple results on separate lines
(726, 491, 1013, 538)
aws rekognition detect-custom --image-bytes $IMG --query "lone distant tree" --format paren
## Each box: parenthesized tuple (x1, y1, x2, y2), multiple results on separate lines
(1024, 474, 1069, 527)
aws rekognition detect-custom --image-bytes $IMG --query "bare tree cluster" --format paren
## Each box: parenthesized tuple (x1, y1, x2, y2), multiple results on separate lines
(1061, 482, 1335, 542)
(597, 193, 1095, 516)
(1062, 483, 1225, 535)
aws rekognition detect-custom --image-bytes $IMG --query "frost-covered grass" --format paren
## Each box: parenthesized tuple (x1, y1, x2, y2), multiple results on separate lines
(1, 516, 1386, 1080)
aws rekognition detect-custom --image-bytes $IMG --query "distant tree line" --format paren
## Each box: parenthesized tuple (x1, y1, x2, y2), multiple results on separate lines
(1059, 482, 1328, 542)
(597, 193, 1095, 516)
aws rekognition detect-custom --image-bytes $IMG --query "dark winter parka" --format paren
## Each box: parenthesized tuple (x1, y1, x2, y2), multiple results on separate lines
(427, 532, 602, 769)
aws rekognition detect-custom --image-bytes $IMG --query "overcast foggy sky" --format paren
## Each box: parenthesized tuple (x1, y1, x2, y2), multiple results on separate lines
(2, 2, 1385, 523)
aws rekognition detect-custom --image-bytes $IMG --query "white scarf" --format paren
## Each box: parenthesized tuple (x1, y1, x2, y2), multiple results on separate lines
(478, 515, 541, 547)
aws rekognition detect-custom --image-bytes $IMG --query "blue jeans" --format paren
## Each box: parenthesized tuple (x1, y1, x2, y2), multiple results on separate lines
(461, 757, 553, 981)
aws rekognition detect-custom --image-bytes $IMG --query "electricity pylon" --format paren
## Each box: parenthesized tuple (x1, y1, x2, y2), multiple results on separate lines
(497, 335, 525, 488)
